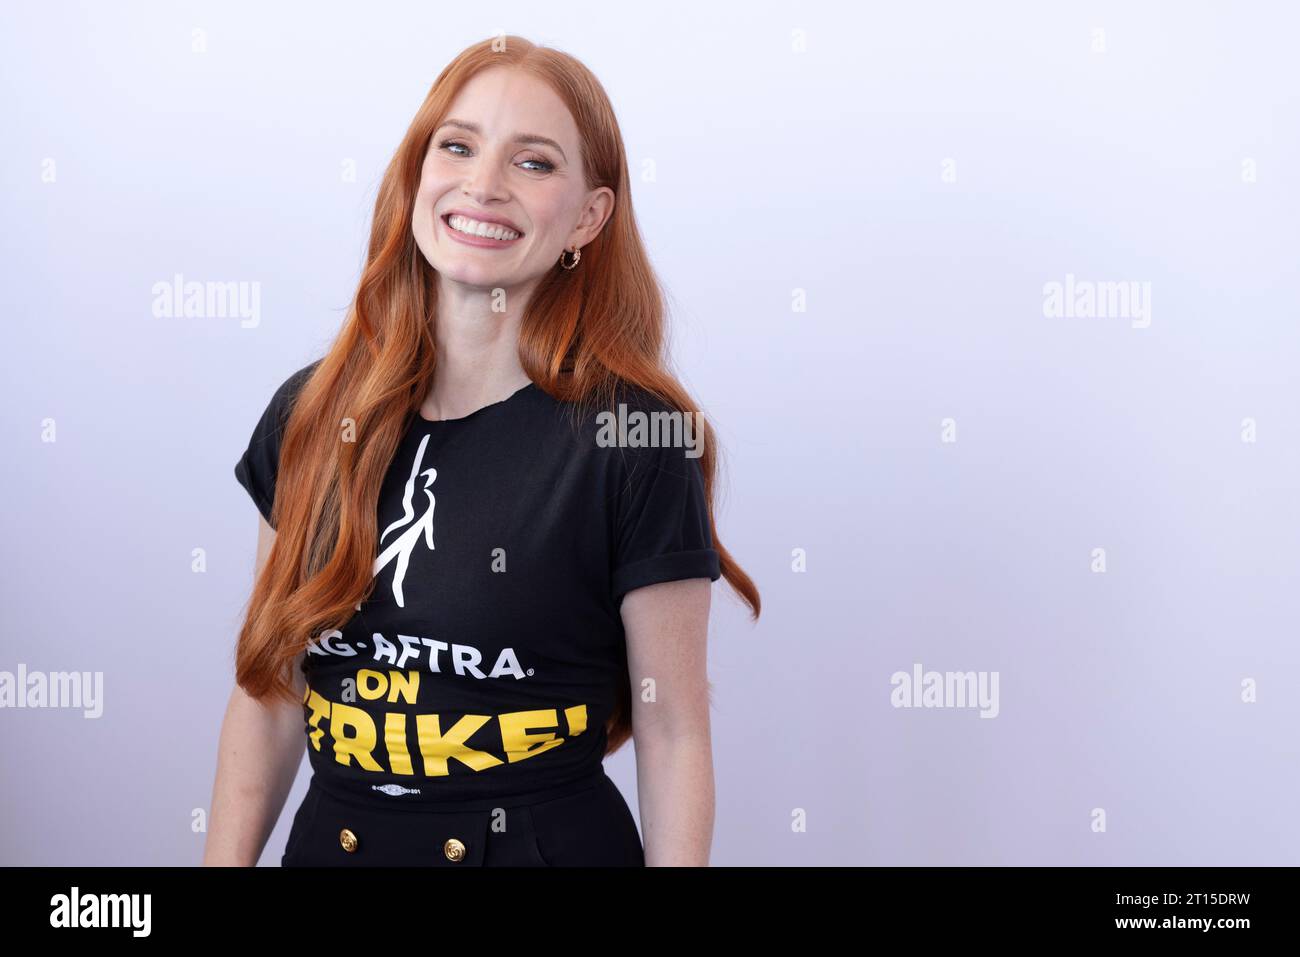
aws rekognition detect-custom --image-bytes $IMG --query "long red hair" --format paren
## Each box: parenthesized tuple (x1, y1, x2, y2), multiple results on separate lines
(235, 35, 760, 754)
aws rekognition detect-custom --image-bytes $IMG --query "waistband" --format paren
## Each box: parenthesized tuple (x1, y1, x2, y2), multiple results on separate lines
(307, 765, 609, 813)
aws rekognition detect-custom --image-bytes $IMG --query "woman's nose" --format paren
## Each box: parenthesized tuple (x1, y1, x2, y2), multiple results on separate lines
(462, 158, 508, 202)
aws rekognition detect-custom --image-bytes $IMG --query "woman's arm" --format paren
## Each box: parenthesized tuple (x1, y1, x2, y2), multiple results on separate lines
(623, 577, 714, 866)
(202, 515, 308, 866)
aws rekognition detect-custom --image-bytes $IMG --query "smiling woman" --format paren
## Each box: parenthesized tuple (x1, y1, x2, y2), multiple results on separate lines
(208, 34, 759, 870)
(407, 64, 614, 294)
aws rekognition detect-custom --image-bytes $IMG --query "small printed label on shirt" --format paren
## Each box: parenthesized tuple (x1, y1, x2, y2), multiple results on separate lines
(372, 784, 423, 796)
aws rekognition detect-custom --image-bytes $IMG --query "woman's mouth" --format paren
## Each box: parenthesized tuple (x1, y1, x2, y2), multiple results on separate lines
(442, 213, 524, 246)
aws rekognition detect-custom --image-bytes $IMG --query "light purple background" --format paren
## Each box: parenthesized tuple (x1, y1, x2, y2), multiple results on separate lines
(2, 1, 1297, 865)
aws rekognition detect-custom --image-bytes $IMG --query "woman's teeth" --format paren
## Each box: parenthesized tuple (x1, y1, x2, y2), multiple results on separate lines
(447, 214, 520, 241)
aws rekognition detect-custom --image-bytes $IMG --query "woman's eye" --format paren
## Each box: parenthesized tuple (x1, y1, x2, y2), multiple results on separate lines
(437, 139, 553, 173)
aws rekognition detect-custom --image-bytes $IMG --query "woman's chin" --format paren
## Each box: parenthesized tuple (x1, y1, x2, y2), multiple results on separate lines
(434, 263, 521, 291)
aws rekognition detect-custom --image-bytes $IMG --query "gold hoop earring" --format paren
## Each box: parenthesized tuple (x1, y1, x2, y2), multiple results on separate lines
(560, 246, 581, 270)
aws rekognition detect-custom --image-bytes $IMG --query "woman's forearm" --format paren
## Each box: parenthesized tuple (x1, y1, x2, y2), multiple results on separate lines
(202, 683, 305, 866)
(634, 731, 715, 866)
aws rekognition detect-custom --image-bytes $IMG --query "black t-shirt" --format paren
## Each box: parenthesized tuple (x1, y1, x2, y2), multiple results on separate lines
(234, 360, 721, 804)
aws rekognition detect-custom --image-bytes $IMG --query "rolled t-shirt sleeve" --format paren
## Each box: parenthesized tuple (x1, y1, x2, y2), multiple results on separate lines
(233, 361, 319, 529)
(611, 440, 722, 604)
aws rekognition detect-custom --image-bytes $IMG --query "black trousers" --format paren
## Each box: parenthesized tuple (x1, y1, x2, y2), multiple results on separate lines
(280, 769, 644, 867)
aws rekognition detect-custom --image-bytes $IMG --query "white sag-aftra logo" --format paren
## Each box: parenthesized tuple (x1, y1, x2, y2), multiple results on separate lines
(357, 432, 438, 609)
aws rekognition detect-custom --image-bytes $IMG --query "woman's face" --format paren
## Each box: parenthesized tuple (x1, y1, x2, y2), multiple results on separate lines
(411, 66, 613, 292)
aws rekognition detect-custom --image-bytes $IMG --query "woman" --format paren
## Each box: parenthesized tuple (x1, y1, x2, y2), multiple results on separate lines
(203, 35, 760, 868)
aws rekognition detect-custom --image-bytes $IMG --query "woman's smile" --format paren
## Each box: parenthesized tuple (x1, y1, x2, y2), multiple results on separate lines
(441, 211, 525, 248)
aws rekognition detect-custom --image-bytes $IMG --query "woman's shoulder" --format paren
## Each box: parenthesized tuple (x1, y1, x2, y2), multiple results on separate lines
(248, 357, 324, 433)
(272, 357, 324, 410)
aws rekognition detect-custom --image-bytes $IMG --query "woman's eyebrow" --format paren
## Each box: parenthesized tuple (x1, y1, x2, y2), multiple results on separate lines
(437, 119, 567, 161)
